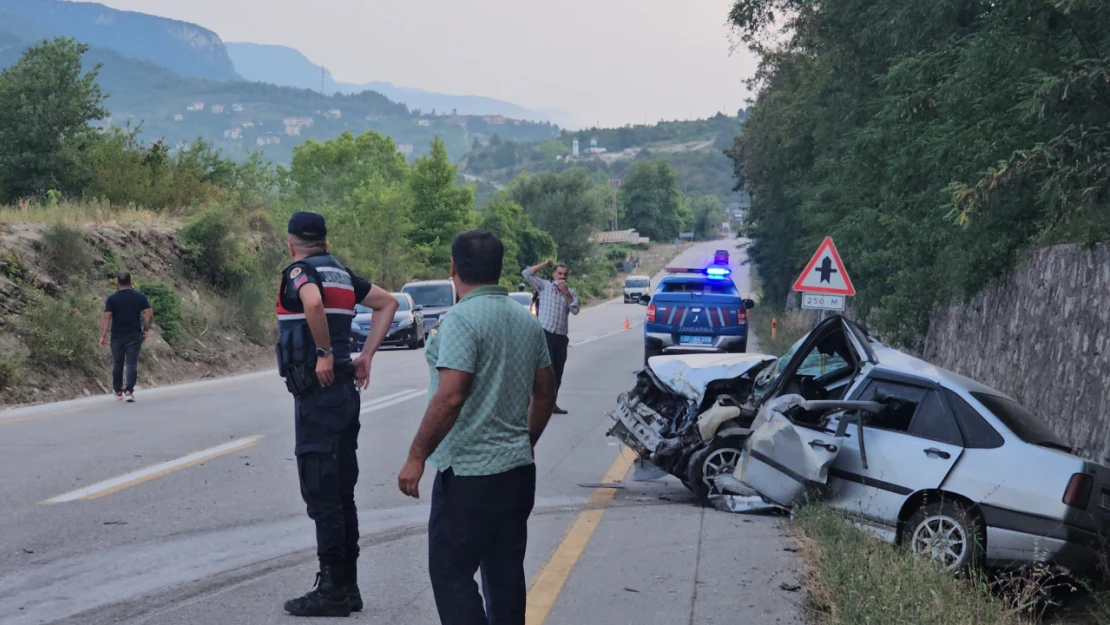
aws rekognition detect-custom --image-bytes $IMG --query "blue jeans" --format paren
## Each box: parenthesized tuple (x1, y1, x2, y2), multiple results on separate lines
(110, 333, 142, 393)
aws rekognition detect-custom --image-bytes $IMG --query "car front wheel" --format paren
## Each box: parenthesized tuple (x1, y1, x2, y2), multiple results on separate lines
(904, 500, 983, 572)
(685, 436, 745, 505)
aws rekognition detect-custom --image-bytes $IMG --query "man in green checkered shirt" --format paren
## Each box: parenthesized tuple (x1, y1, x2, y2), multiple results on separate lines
(398, 229, 556, 625)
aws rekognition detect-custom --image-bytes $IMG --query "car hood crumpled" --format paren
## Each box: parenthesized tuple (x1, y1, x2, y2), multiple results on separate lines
(648, 352, 778, 404)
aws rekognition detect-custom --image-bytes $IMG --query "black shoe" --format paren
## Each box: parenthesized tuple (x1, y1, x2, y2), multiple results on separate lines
(284, 568, 351, 617)
(553, 405, 568, 415)
(347, 584, 363, 612)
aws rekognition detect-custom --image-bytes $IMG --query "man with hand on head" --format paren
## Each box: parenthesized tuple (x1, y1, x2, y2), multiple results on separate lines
(522, 258, 578, 414)
(398, 229, 556, 625)
(277, 211, 398, 618)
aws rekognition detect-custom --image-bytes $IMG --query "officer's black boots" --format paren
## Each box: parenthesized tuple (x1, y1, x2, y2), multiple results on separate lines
(284, 566, 352, 617)
(345, 562, 363, 612)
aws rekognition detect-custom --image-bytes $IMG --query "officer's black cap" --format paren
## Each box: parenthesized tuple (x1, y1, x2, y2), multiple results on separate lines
(288, 211, 327, 241)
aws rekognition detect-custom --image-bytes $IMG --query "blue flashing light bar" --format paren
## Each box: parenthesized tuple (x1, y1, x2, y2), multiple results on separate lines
(664, 266, 733, 279)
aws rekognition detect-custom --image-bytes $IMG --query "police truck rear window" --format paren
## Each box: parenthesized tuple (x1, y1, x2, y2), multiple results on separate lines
(659, 280, 738, 295)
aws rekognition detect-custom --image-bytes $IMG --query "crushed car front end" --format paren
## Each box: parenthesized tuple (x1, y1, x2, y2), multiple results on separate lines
(606, 353, 777, 483)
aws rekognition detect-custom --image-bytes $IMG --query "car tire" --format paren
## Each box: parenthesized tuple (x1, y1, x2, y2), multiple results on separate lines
(903, 500, 984, 572)
(686, 436, 746, 505)
(643, 344, 663, 367)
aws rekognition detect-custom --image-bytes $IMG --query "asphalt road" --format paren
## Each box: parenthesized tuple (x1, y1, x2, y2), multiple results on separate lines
(0, 239, 802, 625)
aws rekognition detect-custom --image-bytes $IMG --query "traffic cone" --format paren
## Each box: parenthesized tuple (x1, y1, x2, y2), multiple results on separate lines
(623, 317, 631, 330)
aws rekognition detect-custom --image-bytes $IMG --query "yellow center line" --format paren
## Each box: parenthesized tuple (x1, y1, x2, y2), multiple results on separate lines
(525, 447, 637, 625)
(40, 435, 264, 504)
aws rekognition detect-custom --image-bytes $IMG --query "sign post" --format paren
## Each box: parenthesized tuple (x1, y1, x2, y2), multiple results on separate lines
(792, 236, 855, 322)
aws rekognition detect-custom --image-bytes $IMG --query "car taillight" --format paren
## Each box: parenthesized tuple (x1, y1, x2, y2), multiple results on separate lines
(1063, 473, 1093, 509)
(646, 304, 656, 323)
(736, 308, 748, 324)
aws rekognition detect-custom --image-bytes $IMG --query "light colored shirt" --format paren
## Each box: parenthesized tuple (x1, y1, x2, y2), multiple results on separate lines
(522, 267, 580, 336)
(425, 285, 552, 477)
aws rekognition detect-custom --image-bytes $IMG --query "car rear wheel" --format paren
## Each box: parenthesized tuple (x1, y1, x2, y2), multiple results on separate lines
(904, 501, 983, 572)
(686, 436, 745, 505)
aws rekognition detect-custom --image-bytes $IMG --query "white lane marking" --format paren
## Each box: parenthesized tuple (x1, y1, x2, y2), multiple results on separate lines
(362, 389, 427, 413)
(42, 436, 264, 504)
(571, 320, 643, 347)
(359, 388, 418, 410)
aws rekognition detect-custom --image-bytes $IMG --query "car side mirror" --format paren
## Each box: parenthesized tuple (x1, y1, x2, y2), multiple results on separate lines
(414, 305, 423, 311)
(743, 299, 756, 309)
(638, 295, 651, 306)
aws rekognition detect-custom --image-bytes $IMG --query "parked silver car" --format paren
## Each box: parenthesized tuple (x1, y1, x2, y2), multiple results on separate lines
(609, 315, 1110, 575)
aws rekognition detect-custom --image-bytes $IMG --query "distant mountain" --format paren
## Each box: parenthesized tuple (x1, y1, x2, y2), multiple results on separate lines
(225, 42, 582, 129)
(0, 30, 561, 164)
(0, 0, 239, 81)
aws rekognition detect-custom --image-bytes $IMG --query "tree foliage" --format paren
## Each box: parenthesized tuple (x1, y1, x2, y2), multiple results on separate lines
(620, 160, 688, 241)
(510, 168, 605, 267)
(728, 0, 1110, 346)
(0, 37, 107, 201)
(409, 136, 475, 270)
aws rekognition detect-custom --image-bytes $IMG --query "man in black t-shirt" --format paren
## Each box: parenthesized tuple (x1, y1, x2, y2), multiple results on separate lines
(99, 272, 153, 402)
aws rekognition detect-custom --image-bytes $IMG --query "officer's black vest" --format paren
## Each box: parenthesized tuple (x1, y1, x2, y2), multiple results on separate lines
(275, 254, 358, 370)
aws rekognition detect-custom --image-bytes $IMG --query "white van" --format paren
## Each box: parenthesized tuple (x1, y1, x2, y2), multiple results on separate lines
(623, 275, 651, 303)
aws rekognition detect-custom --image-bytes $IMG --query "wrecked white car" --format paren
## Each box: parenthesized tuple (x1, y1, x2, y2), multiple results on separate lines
(610, 315, 1110, 575)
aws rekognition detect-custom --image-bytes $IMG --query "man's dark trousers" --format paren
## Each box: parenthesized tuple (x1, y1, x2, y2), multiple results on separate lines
(428, 463, 537, 625)
(295, 380, 362, 582)
(110, 333, 143, 393)
(543, 330, 569, 397)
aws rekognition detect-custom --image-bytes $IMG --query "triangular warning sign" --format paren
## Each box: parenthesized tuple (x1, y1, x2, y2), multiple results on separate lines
(793, 236, 855, 296)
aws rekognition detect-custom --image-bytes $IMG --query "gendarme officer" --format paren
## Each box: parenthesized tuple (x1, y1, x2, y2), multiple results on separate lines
(277, 211, 398, 617)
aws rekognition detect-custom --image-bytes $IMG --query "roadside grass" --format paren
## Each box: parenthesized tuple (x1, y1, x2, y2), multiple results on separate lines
(796, 505, 1028, 625)
(0, 198, 171, 226)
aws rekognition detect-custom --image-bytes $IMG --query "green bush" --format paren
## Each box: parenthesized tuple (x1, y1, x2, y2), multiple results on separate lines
(136, 278, 184, 348)
(39, 224, 93, 284)
(22, 293, 100, 370)
(0, 353, 20, 389)
(180, 209, 251, 293)
(1, 251, 28, 284)
(99, 250, 124, 280)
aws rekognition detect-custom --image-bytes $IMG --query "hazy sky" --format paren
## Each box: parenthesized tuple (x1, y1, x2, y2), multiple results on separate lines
(78, 0, 757, 127)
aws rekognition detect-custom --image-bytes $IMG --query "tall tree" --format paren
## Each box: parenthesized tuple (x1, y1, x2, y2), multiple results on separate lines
(409, 136, 475, 270)
(620, 159, 686, 241)
(510, 168, 604, 267)
(0, 38, 107, 201)
(340, 178, 420, 290)
(287, 130, 407, 208)
(478, 193, 556, 284)
(688, 194, 725, 241)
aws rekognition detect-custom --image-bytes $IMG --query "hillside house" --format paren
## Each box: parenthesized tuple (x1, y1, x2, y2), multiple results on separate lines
(283, 116, 315, 128)
(483, 115, 506, 125)
(256, 136, 281, 147)
(285, 124, 302, 137)
(242, 121, 255, 128)
(417, 119, 430, 127)
(397, 143, 414, 155)
(211, 105, 225, 114)
(223, 128, 243, 140)
(173, 114, 184, 122)
(325, 109, 342, 120)
(232, 103, 244, 112)
(186, 102, 204, 111)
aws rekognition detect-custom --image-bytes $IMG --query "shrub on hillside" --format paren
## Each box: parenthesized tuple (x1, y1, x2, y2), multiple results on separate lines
(0, 353, 20, 389)
(180, 209, 251, 293)
(136, 278, 184, 348)
(22, 293, 100, 370)
(39, 224, 93, 284)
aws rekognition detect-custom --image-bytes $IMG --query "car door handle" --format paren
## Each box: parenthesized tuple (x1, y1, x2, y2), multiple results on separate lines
(808, 439, 838, 453)
(923, 448, 951, 459)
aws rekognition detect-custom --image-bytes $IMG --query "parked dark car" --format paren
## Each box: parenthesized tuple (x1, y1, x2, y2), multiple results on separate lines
(400, 280, 456, 333)
(351, 292, 425, 351)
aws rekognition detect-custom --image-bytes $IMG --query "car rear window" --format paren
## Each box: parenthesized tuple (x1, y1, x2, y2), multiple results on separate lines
(658, 279, 738, 295)
(971, 392, 1069, 451)
(403, 285, 454, 308)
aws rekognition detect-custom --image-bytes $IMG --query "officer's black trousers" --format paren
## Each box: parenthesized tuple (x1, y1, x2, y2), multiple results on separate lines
(294, 381, 361, 581)
(428, 463, 536, 625)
